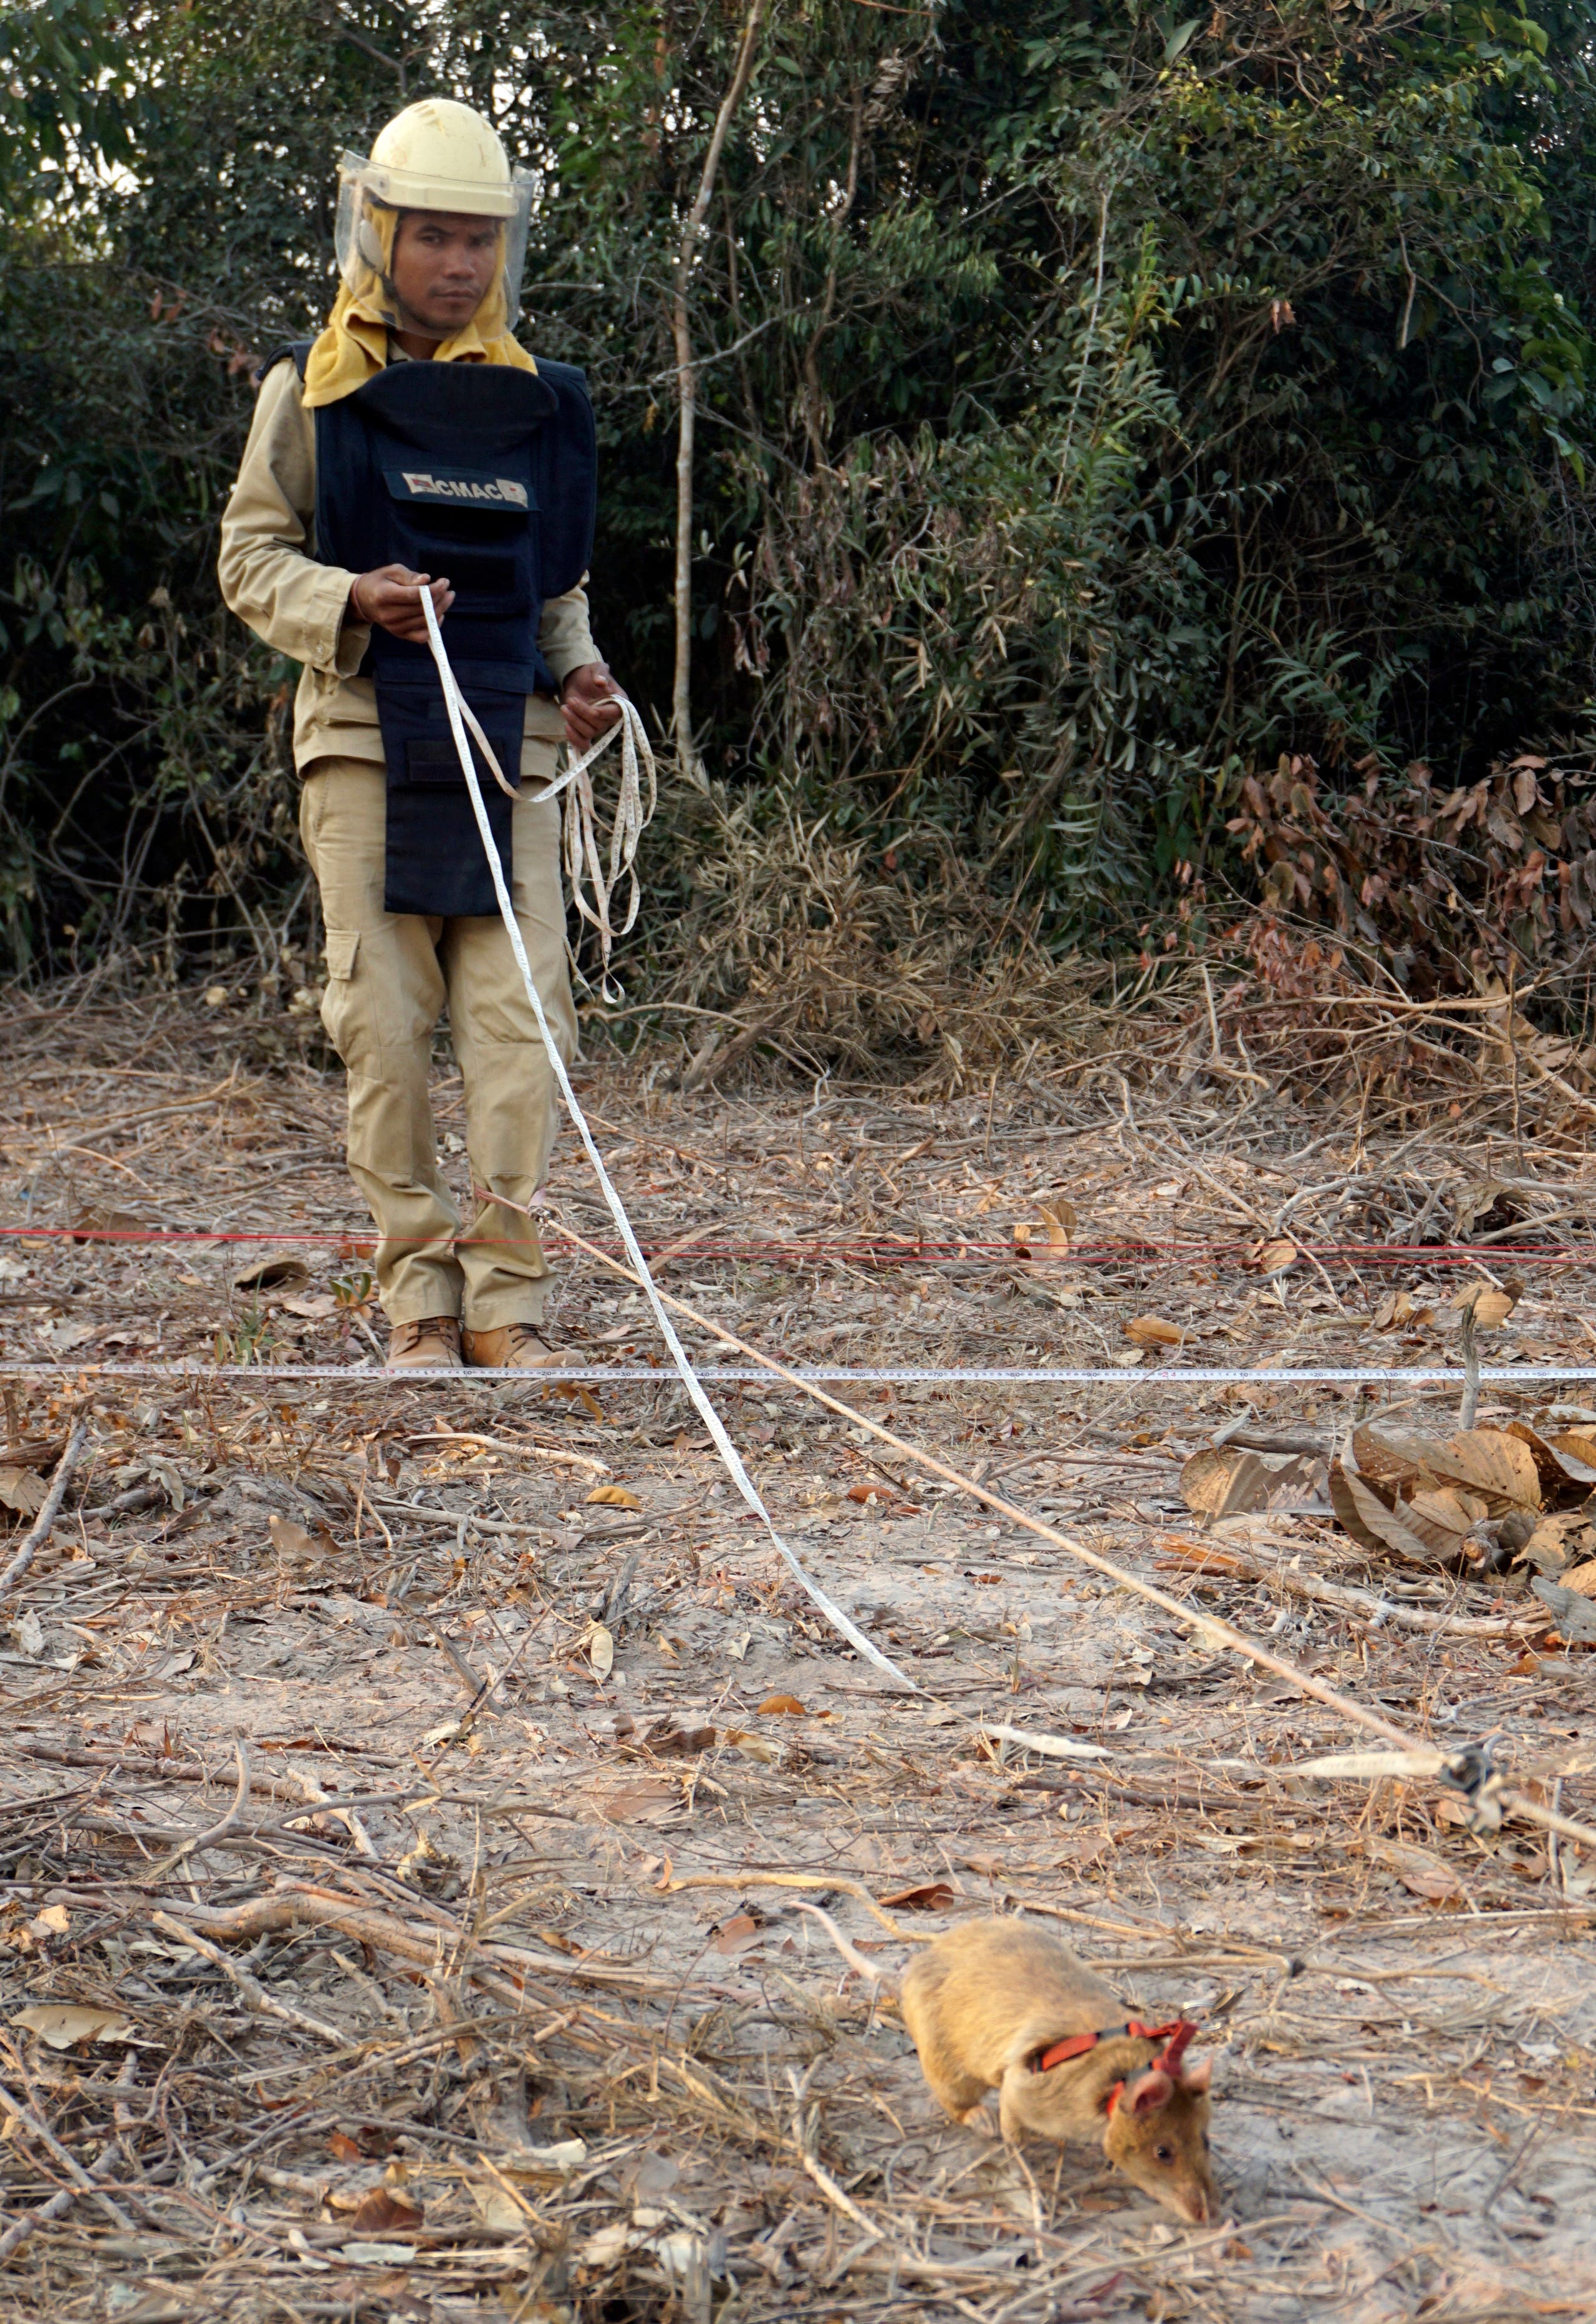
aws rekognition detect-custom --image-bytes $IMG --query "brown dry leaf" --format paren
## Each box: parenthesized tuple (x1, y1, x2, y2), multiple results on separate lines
(345, 2187, 423, 2234)
(600, 1780, 680, 1823)
(586, 1484, 642, 1510)
(711, 1912, 764, 1954)
(1352, 1424, 1541, 1513)
(643, 1720, 716, 1758)
(758, 1694, 806, 1715)
(847, 1481, 891, 1505)
(14, 2004, 134, 2049)
(1504, 1421, 1596, 1498)
(1514, 1512, 1593, 1576)
(267, 1513, 317, 1558)
(472, 2181, 526, 2234)
(1399, 1485, 1489, 1560)
(233, 1254, 312, 1294)
(1125, 1314, 1186, 1348)
(1247, 1237, 1299, 1276)
(1180, 1447, 1325, 1519)
(1372, 1288, 1410, 1331)
(1558, 1557, 1596, 1598)
(327, 2132, 363, 2163)
(1549, 1429, 1596, 1476)
(587, 1622, 615, 1677)
(1457, 1282, 1520, 1330)
(724, 1729, 781, 1764)
(1037, 1199, 1075, 1251)
(1531, 1576, 1596, 1641)
(1452, 1178, 1509, 1237)
(0, 1467, 47, 1518)
(281, 1294, 337, 1319)
(1366, 1838, 1464, 1902)
(1329, 1463, 1448, 1567)
(70, 1203, 154, 1242)
(878, 1881, 956, 1911)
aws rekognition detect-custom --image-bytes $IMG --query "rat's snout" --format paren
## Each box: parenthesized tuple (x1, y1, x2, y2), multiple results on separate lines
(1176, 2180, 1211, 2225)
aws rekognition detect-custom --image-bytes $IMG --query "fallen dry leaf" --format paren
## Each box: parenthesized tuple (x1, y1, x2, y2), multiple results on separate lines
(14, 2004, 135, 2049)
(0, 1467, 47, 1518)
(472, 2181, 525, 2234)
(233, 1253, 312, 1294)
(758, 1694, 806, 1715)
(1514, 1512, 1594, 1576)
(1455, 1281, 1520, 1330)
(1352, 1423, 1541, 1515)
(586, 1484, 642, 1510)
(1371, 1289, 1435, 1333)
(281, 1293, 337, 1319)
(1532, 1576, 1596, 1642)
(723, 1729, 780, 1764)
(877, 1881, 956, 1911)
(12, 1609, 44, 1657)
(343, 2187, 423, 2234)
(267, 1513, 317, 1558)
(1124, 1314, 1186, 1348)
(643, 1720, 716, 1758)
(587, 1622, 615, 1677)
(599, 1779, 680, 1823)
(1558, 1556, 1596, 1598)
(1329, 1462, 1449, 1567)
(1246, 1237, 1299, 1276)
(711, 1912, 764, 1953)
(1366, 1838, 1464, 1903)
(327, 2131, 363, 2163)
(1181, 1446, 1326, 1519)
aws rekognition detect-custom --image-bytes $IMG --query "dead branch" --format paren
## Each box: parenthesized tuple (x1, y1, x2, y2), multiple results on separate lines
(0, 1420, 88, 1596)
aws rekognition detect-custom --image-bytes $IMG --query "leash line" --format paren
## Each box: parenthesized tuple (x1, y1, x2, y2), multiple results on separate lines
(416, 586, 913, 1692)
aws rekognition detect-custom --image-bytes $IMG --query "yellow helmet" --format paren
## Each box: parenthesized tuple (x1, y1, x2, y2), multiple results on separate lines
(365, 98, 516, 218)
(334, 99, 536, 326)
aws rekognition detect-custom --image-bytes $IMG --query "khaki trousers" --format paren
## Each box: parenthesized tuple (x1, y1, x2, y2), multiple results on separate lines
(299, 753, 578, 1327)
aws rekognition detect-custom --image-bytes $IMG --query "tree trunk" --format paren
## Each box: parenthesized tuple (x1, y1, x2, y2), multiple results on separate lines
(671, 0, 767, 787)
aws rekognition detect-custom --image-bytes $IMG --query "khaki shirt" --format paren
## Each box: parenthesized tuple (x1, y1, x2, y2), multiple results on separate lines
(218, 354, 600, 772)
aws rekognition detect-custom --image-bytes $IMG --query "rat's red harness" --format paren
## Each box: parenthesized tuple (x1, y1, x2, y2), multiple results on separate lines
(1031, 2018, 1198, 2113)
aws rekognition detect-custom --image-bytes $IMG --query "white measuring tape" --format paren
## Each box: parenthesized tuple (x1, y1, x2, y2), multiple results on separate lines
(436, 645, 656, 996)
(418, 587, 913, 1690)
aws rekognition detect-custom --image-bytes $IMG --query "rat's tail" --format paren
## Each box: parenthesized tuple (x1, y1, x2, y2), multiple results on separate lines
(793, 1900, 893, 1984)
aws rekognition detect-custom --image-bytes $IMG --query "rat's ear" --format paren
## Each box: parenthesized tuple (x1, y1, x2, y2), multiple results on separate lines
(1122, 2068, 1173, 2118)
(1180, 2058, 1212, 2095)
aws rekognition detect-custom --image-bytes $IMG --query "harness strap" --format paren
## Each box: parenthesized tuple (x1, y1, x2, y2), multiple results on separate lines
(1031, 2016, 1195, 2079)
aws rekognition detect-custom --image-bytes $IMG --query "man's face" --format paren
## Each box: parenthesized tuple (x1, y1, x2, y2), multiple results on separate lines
(388, 210, 501, 337)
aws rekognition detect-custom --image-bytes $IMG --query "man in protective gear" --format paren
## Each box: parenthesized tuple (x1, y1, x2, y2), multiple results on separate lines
(220, 97, 620, 1371)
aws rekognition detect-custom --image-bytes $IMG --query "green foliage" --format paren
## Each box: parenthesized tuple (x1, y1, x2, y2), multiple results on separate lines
(4, 0, 1596, 983)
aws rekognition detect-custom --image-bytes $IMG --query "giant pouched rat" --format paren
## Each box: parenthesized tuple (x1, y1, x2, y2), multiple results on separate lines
(797, 1907, 1218, 2225)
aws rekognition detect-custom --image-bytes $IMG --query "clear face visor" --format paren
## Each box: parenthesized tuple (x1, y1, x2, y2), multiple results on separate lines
(334, 150, 536, 330)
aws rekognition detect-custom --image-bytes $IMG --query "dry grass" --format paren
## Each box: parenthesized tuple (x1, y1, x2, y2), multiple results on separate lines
(0, 980, 1593, 2323)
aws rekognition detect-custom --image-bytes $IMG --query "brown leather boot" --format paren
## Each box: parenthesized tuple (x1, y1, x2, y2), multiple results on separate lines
(461, 1323, 581, 1371)
(387, 1316, 463, 1371)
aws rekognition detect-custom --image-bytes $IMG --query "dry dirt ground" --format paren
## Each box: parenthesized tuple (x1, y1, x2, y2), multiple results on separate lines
(0, 987, 1592, 2324)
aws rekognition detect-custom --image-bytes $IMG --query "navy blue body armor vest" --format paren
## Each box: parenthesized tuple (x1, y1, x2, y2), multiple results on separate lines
(271, 342, 596, 917)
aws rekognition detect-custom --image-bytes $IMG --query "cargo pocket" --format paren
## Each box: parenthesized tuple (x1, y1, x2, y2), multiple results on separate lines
(325, 929, 360, 982)
(319, 929, 361, 1059)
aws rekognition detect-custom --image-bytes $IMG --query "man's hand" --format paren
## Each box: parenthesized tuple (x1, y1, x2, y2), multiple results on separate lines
(561, 661, 623, 751)
(349, 565, 454, 643)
